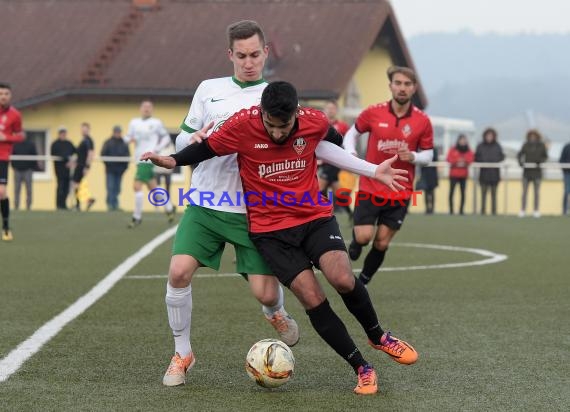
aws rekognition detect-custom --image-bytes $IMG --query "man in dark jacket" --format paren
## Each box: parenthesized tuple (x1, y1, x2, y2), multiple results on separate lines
(50, 127, 76, 210)
(101, 125, 130, 211)
(560, 141, 570, 215)
(517, 129, 548, 218)
(475, 128, 504, 215)
(11, 135, 39, 210)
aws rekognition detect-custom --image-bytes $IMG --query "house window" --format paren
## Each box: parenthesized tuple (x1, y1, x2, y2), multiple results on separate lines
(24, 129, 50, 180)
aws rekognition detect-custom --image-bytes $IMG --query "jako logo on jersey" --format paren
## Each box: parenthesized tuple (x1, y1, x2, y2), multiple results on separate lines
(293, 137, 307, 155)
(258, 159, 307, 178)
(378, 122, 389, 128)
(254, 143, 269, 149)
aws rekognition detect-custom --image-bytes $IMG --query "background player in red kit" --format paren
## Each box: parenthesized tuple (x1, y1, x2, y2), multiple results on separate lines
(343, 66, 434, 285)
(318, 99, 353, 218)
(143, 81, 419, 395)
(0, 83, 25, 241)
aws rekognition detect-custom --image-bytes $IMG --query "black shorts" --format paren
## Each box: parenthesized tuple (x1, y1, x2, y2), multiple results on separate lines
(249, 216, 347, 287)
(0, 161, 8, 185)
(353, 193, 410, 230)
(72, 165, 86, 183)
(318, 164, 340, 183)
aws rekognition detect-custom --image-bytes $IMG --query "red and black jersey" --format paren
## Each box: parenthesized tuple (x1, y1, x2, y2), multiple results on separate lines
(207, 106, 333, 233)
(0, 105, 24, 161)
(331, 119, 349, 136)
(355, 101, 433, 198)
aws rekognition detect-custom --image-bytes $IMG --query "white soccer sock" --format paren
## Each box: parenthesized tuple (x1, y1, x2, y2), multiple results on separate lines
(133, 191, 144, 220)
(165, 282, 193, 357)
(165, 201, 173, 213)
(262, 283, 285, 317)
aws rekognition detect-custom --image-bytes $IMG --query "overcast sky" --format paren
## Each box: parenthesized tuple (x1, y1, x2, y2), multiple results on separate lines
(390, 0, 570, 38)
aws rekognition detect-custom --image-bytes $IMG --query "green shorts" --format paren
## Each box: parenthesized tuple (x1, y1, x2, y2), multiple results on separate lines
(172, 206, 273, 277)
(135, 163, 155, 183)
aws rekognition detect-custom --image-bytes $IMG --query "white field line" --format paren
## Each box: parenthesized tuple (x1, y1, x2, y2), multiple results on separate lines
(0, 226, 178, 383)
(124, 242, 508, 280)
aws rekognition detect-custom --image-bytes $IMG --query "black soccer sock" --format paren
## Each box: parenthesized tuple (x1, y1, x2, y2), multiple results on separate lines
(340, 277, 384, 345)
(306, 299, 367, 372)
(1, 198, 9, 230)
(360, 247, 387, 283)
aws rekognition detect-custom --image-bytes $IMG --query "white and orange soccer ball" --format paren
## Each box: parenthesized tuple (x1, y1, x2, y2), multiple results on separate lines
(245, 338, 295, 388)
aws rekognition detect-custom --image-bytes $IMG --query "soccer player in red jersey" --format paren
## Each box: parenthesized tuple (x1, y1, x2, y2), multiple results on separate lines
(318, 99, 353, 218)
(0, 83, 25, 241)
(143, 81, 419, 395)
(343, 66, 434, 285)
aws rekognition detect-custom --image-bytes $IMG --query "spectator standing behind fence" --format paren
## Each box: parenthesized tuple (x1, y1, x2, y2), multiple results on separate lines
(415, 148, 438, 214)
(517, 129, 548, 218)
(101, 125, 130, 211)
(50, 127, 76, 210)
(560, 140, 570, 216)
(475, 128, 504, 215)
(446, 134, 473, 215)
(71, 122, 96, 211)
(11, 135, 39, 210)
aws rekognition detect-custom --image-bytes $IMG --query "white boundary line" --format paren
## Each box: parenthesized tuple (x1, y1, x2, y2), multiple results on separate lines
(0, 226, 178, 383)
(124, 242, 508, 280)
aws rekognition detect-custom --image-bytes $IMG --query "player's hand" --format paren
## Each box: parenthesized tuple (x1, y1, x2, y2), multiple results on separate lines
(373, 155, 408, 191)
(189, 121, 215, 144)
(140, 152, 176, 169)
(0, 132, 6, 141)
(397, 147, 415, 162)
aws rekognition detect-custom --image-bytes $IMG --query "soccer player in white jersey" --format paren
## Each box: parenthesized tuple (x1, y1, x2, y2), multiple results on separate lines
(125, 100, 176, 228)
(161, 20, 299, 387)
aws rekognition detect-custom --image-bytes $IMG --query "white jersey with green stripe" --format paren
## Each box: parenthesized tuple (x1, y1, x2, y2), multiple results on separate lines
(178, 76, 267, 213)
(126, 117, 171, 164)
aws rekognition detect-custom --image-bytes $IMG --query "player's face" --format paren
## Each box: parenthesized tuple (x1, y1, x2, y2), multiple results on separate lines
(389, 73, 417, 106)
(261, 112, 296, 144)
(323, 102, 338, 121)
(140, 101, 153, 118)
(0, 88, 12, 107)
(229, 34, 269, 83)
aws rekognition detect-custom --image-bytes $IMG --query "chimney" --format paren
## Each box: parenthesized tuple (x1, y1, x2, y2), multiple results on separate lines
(132, 0, 158, 10)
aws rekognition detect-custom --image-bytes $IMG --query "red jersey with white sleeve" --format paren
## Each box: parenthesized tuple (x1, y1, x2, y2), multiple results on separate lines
(355, 101, 433, 198)
(207, 106, 333, 233)
(0, 105, 24, 161)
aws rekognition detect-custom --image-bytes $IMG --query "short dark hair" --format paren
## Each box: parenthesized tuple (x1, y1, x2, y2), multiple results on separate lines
(261, 81, 298, 122)
(482, 127, 497, 141)
(0, 82, 12, 90)
(387, 66, 417, 84)
(227, 20, 265, 50)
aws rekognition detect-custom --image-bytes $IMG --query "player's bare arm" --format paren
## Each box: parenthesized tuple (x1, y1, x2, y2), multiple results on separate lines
(140, 152, 176, 169)
(141, 137, 217, 168)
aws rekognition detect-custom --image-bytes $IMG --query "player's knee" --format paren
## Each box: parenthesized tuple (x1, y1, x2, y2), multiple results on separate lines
(355, 232, 373, 245)
(374, 239, 390, 250)
(168, 263, 193, 287)
(291, 284, 325, 309)
(330, 272, 355, 294)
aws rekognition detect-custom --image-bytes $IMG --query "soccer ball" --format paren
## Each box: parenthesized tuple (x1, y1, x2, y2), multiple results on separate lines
(245, 338, 295, 388)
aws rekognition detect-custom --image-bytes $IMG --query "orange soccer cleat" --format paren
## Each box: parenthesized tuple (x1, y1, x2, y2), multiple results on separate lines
(354, 364, 378, 395)
(162, 352, 196, 386)
(369, 332, 418, 365)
